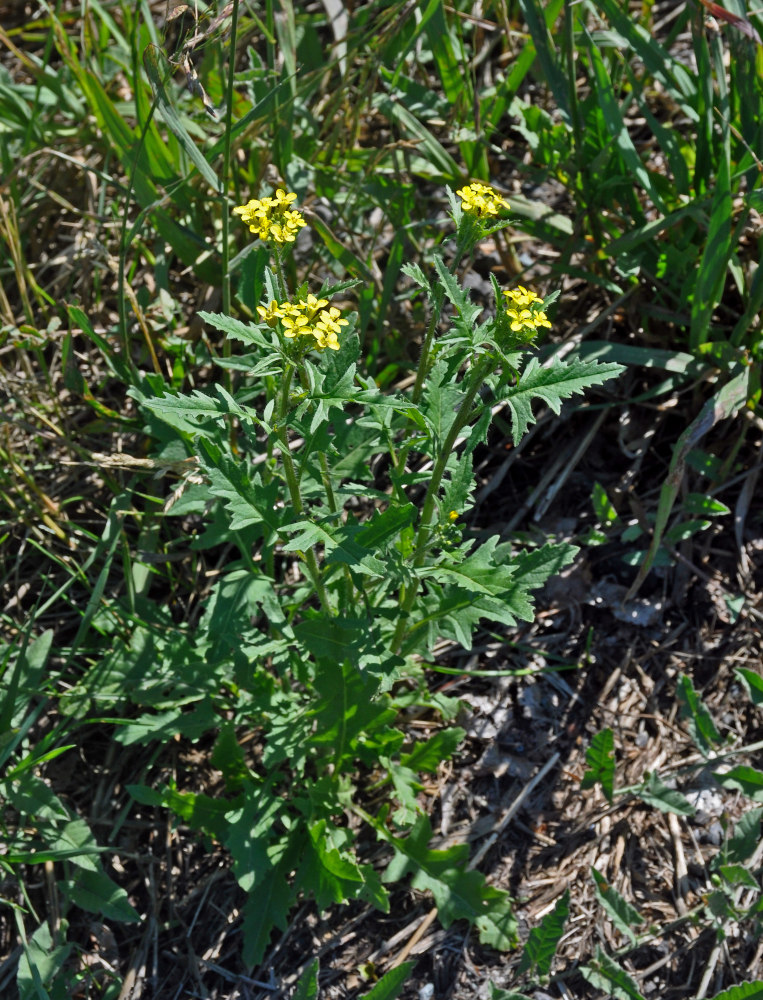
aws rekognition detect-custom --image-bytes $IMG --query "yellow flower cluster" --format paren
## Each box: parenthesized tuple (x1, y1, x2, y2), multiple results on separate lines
(455, 181, 510, 218)
(256, 294, 347, 351)
(233, 188, 307, 244)
(502, 286, 552, 334)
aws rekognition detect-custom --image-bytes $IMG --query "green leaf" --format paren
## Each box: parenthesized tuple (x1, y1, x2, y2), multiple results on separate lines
(682, 493, 730, 517)
(581, 947, 646, 1000)
(517, 889, 569, 976)
(502, 357, 624, 445)
(400, 729, 466, 773)
(592, 482, 619, 526)
(736, 668, 763, 707)
(584, 30, 664, 211)
(676, 675, 722, 757)
(360, 962, 415, 1000)
(298, 820, 367, 911)
(724, 807, 763, 865)
(292, 960, 319, 1000)
(62, 867, 140, 923)
(713, 766, 763, 802)
(17, 920, 72, 1000)
(706, 981, 763, 1000)
(488, 987, 533, 1000)
(637, 772, 695, 816)
(591, 868, 643, 944)
(717, 864, 760, 890)
(581, 729, 615, 802)
(626, 367, 749, 598)
(143, 45, 219, 190)
(376, 814, 517, 949)
(240, 856, 295, 967)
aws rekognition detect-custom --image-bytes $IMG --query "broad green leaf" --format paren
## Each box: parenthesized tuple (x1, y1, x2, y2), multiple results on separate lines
(114, 698, 218, 746)
(63, 867, 140, 923)
(517, 889, 569, 976)
(717, 864, 760, 889)
(17, 920, 72, 1000)
(713, 766, 763, 802)
(581, 728, 615, 802)
(581, 947, 646, 1000)
(591, 867, 643, 944)
(637, 772, 695, 816)
(724, 807, 763, 865)
(736, 668, 763, 707)
(360, 962, 414, 1000)
(676, 674, 722, 757)
(128, 784, 230, 839)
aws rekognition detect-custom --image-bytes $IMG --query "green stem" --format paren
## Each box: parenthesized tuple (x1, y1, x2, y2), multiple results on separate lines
(276, 363, 332, 614)
(220, 0, 240, 395)
(392, 352, 495, 653)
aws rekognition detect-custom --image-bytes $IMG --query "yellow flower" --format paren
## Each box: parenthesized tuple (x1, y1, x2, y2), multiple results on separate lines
(448, 510, 459, 521)
(502, 287, 552, 334)
(455, 181, 510, 218)
(260, 296, 348, 351)
(256, 301, 284, 328)
(233, 188, 307, 244)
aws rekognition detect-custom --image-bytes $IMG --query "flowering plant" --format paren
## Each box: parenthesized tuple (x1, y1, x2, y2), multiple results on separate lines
(131, 183, 623, 964)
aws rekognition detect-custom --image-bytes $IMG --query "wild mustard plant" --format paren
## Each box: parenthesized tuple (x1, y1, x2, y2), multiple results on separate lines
(131, 182, 624, 964)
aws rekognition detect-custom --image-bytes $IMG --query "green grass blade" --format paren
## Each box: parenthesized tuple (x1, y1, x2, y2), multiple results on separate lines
(625, 366, 750, 599)
(143, 45, 219, 191)
(584, 29, 665, 212)
(518, 0, 571, 125)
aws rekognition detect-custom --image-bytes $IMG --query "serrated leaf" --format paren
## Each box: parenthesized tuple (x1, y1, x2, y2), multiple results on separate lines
(413, 540, 577, 652)
(240, 857, 295, 967)
(581, 947, 645, 1000)
(581, 729, 615, 802)
(676, 674, 721, 756)
(637, 772, 695, 816)
(354, 504, 417, 548)
(360, 962, 414, 1000)
(400, 728, 466, 773)
(713, 766, 763, 802)
(198, 310, 274, 350)
(736, 668, 763, 707)
(591, 868, 643, 943)
(502, 357, 624, 445)
(432, 254, 481, 327)
(376, 814, 517, 948)
(517, 888, 569, 976)
(298, 820, 366, 911)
